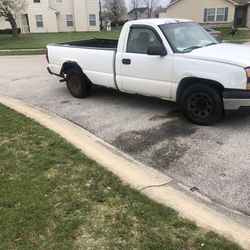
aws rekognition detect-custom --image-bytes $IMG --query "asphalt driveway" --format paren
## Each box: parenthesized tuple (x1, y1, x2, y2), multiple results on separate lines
(0, 56, 249, 227)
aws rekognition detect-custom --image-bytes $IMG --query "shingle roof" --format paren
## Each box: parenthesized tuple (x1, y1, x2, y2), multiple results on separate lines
(169, 0, 177, 4)
(128, 8, 148, 15)
(169, 0, 249, 7)
(159, 8, 167, 13)
(232, 0, 249, 4)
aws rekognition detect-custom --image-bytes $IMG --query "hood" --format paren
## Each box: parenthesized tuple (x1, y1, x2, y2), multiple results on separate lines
(185, 43, 250, 68)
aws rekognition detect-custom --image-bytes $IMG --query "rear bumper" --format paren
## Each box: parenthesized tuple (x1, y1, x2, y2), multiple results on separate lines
(223, 89, 250, 110)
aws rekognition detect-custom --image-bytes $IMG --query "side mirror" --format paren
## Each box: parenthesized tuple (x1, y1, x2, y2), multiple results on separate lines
(147, 45, 167, 56)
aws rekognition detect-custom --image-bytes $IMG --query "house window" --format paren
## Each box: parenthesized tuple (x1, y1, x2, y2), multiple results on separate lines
(204, 8, 229, 22)
(66, 15, 73, 27)
(33, 0, 40, 3)
(35, 15, 43, 28)
(89, 14, 96, 26)
(207, 8, 216, 22)
(216, 8, 226, 21)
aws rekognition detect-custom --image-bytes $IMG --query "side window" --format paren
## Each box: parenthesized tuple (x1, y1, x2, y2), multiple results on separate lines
(127, 27, 162, 54)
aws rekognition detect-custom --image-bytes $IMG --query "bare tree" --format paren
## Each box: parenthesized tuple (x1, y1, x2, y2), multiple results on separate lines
(130, 0, 141, 20)
(103, 0, 127, 26)
(142, 0, 161, 18)
(154, 5, 163, 18)
(0, 0, 27, 37)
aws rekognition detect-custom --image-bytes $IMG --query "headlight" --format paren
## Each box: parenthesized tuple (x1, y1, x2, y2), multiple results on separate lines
(246, 68, 250, 90)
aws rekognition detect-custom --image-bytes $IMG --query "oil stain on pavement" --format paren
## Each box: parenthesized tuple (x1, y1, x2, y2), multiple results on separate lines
(113, 110, 197, 170)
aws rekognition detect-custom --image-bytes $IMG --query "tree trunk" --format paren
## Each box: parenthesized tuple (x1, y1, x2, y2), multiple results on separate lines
(147, 8, 151, 18)
(7, 12, 18, 37)
(11, 21, 18, 37)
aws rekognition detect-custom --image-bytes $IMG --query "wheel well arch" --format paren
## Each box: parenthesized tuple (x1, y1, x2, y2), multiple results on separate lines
(60, 61, 92, 85)
(60, 61, 83, 76)
(176, 77, 224, 104)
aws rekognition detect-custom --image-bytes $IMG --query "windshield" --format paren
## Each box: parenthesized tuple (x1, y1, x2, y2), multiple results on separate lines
(159, 22, 217, 53)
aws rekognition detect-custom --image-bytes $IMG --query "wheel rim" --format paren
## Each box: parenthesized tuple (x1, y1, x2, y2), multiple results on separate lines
(68, 76, 81, 92)
(188, 92, 213, 118)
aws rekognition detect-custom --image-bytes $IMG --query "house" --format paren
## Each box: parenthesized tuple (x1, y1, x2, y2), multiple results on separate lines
(0, 0, 99, 33)
(159, 0, 250, 28)
(127, 8, 150, 21)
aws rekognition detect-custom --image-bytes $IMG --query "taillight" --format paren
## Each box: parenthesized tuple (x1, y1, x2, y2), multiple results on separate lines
(45, 47, 49, 63)
(246, 68, 250, 90)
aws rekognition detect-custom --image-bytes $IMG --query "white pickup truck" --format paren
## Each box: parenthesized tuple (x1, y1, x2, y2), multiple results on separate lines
(47, 18, 250, 125)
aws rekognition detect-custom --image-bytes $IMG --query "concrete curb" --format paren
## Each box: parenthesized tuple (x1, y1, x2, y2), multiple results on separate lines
(0, 49, 43, 52)
(1, 95, 250, 249)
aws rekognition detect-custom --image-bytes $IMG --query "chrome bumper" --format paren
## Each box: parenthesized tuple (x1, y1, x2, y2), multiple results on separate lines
(223, 90, 250, 110)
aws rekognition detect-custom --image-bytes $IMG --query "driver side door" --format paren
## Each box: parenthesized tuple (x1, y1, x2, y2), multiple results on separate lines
(119, 26, 173, 100)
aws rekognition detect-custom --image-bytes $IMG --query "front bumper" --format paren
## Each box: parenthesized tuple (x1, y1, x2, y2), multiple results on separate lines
(223, 89, 250, 110)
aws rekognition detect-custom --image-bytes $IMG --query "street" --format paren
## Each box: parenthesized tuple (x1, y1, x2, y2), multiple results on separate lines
(0, 55, 249, 227)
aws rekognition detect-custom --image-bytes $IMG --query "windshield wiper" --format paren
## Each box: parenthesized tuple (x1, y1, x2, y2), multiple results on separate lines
(205, 42, 218, 47)
(182, 46, 202, 52)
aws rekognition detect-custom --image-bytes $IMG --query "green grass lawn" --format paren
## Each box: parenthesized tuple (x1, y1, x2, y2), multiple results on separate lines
(0, 104, 242, 250)
(217, 27, 250, 40)
(1, 27, 249, 56)
(0, 29, 121, 50)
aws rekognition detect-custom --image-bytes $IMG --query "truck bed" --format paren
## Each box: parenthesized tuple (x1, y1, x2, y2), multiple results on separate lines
(47, 38, 118, 89)
(60, 38, 118, 50)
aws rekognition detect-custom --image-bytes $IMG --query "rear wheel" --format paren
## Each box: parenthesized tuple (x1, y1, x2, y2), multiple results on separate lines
(66, 68, 91, 98)
(180, 84, 223, 125)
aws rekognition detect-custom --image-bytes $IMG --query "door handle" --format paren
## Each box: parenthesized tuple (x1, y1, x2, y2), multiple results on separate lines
(122, 58, 131, 65)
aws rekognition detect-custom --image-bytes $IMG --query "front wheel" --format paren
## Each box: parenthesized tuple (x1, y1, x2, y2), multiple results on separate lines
(180, 84, 223, 125)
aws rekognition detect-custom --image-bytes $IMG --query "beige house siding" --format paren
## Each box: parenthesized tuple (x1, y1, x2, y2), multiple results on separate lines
(160, 0, 235, 27)
(159, 12, 167, 18)
(74, 0, 88, 31)
(0, 0, 99, 33)
(50, 0, 74, 32)
(86, 0, 100, 31)
(28, 12, 58, 33)
(127, 10, 149, 21)
(26, 0, 55, 33)
(0, 18, 11, 29)
(0, 15, 23, 30)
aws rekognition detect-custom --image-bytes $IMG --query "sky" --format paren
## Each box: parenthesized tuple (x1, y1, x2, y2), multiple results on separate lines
(125, 0, 171, 10)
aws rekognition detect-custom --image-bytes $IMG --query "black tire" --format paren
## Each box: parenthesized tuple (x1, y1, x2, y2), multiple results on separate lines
(180, 84, 223, 125)
(66, 68, 91, 98)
